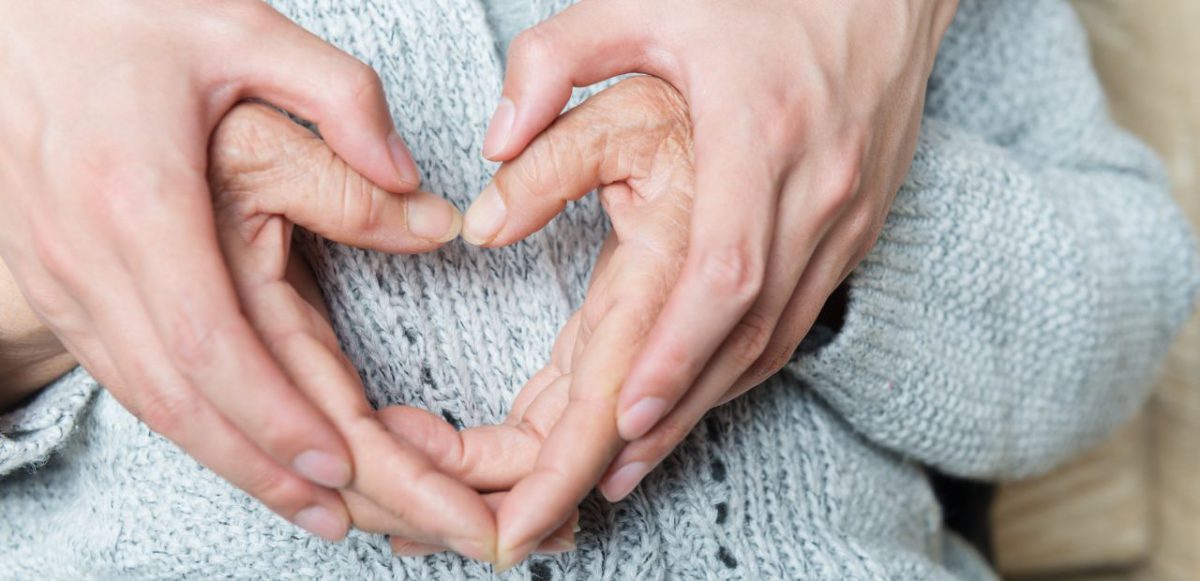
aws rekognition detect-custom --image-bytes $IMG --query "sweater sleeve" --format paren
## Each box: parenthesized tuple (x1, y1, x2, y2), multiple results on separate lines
(786, 0, 1200, 480)
(0, 367, 98, 476)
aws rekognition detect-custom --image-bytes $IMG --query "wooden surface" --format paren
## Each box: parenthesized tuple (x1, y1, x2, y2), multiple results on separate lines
(992, 420, 1151, 577)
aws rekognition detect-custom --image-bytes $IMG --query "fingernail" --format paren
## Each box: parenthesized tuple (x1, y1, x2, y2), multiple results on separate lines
(387, 130, 422, 189)
(293, 505, 348, 541)
(462, 184, 506, 246)
(407, 196, 463, 243)
(537, 536, 576, 555)
(293, 449, 351, 488)
(482, 97, 515, 159)
(391, 539, 440, 557)
(618, 397, 668, 441)
(495, 539, 537, 573)
(601, 462, 649, 503)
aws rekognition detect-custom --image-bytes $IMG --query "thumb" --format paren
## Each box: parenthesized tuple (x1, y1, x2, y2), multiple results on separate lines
(209, 104, 462, 253)
(481, 0, 672, 161)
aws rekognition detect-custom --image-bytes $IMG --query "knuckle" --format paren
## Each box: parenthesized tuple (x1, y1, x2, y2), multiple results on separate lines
(134, 388, 201, 437)
(209, 107, 285, 186)
(508, 26, 555, 68)
(844, 209, 878, 247)
(243, 464, 312, 515)
(696, 244, 764, 303)
(30, 221, 77, 282)
(165, 315, 228, 376)
(748, 340, 798, 382)
(340, 61, 385, 108)
(823, 144, 867, 210)
(726, 310, 775, 369)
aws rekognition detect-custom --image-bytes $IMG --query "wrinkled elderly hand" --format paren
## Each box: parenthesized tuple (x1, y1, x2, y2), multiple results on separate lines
(381, 76, 695, 567)
(203, 104, 506, 558)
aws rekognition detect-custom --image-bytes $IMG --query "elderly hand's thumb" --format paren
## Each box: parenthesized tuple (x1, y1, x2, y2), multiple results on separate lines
(209, 103, 461, 253)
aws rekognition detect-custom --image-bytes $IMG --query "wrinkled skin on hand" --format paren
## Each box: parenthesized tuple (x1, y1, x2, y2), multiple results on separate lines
(380, 77, 696, 566)
(0, 77, 698, 564)
(204, 105, 503, 559)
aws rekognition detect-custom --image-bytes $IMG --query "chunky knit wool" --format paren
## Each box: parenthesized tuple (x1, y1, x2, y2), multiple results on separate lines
(2, 0, 1197, 579)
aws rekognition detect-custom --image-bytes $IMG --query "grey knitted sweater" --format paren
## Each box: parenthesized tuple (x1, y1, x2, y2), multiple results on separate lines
(2, 0, 1197, 579)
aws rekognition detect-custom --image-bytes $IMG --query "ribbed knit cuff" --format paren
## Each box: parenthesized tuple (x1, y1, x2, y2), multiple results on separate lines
(0, 367, 97, 476)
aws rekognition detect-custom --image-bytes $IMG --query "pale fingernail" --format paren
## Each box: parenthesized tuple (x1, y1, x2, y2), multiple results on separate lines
(537, 536, 576, 555)
(462, 184, 506, 246)
(495, 539, 537, 573)
(601, 462, 648, 503)
(482, 97, 515, 159)
(387, 130, 422, 189)
(293, 449, 351, 488)
(293, 505, 348, 541)
(618, 397, 668, 441)
(392, 541, 440, 557)
(407, 196, 462, 243)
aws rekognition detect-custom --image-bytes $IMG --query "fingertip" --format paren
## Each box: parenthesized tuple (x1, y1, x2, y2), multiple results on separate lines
(293, 504, 350, 542)
(461, 184, 507, 246)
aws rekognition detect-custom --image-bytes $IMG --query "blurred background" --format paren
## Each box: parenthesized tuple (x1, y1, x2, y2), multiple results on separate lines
(990, 1, 1200, 579)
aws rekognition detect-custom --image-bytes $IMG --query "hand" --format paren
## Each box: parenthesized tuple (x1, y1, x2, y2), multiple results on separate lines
(205, 104, 499, 558)
(388, 76, 696, 567)
(465, 0, 958, 499)
(0, 1, 429, 541)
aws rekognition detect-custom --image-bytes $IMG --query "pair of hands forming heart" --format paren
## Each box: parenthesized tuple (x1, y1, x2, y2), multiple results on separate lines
(208, 77, 696, 567)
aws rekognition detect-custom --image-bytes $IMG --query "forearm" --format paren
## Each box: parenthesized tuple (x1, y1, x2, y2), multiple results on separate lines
(0, 259, 76, 410)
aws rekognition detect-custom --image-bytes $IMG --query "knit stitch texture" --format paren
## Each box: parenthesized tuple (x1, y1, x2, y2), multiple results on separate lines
(2, 0, 1196, 579)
